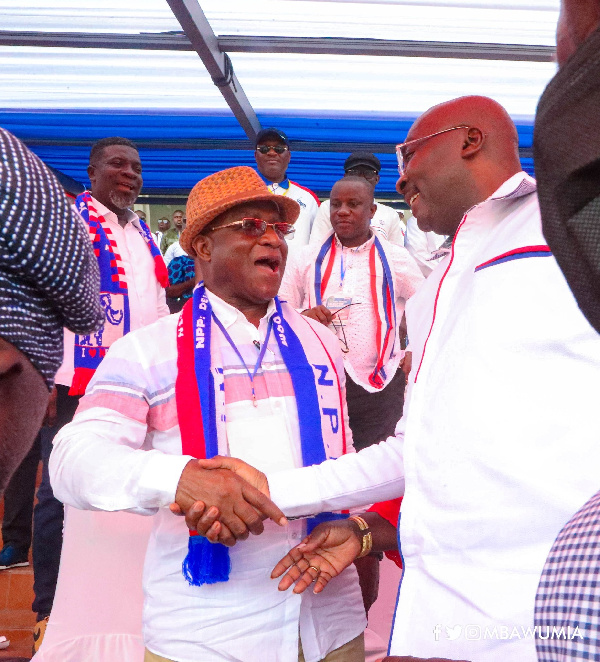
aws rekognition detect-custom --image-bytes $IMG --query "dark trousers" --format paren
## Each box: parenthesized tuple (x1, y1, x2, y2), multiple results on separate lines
(1, 433, 41, 552)
(345, 368, 405, 614)
(32, 384, 81, 619)
(345, 367, 406, 451)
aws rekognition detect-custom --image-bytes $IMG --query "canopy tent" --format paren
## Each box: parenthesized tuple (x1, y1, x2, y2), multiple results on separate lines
(0, 0, 559, 199)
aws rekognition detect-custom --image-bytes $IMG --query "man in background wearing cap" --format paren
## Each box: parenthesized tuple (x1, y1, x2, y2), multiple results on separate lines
(49, 166, 366, 662)
(310, 152, 446, 278)
(310, 151, 406, 247)
(254, 128, 320, 256)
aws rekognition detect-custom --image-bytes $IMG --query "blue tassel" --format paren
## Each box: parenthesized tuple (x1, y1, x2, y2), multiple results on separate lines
(182, 535, 231, 586)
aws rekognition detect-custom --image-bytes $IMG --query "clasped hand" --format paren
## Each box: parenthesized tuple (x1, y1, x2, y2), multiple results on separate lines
(171, 456, 286, 547)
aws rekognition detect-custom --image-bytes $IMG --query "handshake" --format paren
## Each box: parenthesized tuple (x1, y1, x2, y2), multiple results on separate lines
(170, 455, 281, 547)
(170, 456, 365, 596)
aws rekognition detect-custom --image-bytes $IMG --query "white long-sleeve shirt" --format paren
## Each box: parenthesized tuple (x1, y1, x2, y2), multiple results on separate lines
(50, 292, 365, 662)
(269, 173, 600, 661)
(55, 198, 169, 387)
(280, 233, 423, 391)
(310, 199, 406, 247)
(260, 175, 320, 258)
(403, 214, 448, 276)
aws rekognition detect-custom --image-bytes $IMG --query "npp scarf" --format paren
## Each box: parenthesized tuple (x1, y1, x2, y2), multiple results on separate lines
(175, 284, 349, 586)
(70, 192, 169, 395)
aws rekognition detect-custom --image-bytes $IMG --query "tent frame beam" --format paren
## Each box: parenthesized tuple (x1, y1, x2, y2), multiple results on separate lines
(163, 0, 261, 140)
(0, 30, 555, 63)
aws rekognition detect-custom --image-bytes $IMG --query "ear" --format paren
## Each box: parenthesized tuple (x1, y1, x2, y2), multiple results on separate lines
(191, 234, 212, 263)
(369, 202, 377, 218)
(87, 164, 95, 184)
(461, 128, 485, 158)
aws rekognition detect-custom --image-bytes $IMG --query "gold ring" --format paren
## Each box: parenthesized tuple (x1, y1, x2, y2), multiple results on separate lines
(308, 565, 320, 576)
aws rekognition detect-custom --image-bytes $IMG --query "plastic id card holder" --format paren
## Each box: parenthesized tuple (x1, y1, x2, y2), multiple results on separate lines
(325, 295, 353, 321)
(226, 412, 297, 475)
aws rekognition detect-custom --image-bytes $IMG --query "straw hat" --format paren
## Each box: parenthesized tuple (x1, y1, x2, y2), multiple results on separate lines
(181, 166, 301, 256)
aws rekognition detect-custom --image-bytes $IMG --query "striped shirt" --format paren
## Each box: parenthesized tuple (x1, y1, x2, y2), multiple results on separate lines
(0, 128, 103, 387)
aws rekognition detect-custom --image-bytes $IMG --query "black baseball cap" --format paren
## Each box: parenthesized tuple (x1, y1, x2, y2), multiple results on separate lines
(344, 151, 381, 172)
(255, 128, 289, 147)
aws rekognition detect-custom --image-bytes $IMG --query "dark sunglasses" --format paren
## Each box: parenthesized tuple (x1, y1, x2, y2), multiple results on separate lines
(256, 145, 289, 155)
(209, 217, 295, 240)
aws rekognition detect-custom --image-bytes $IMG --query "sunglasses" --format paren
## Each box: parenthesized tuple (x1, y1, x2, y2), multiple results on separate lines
(209, 217, 296, 240)
(256, 145, 289, 155)
(396, 125, 470, 175)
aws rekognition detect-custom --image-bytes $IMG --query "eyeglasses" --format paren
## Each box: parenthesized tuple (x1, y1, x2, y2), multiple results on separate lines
(396, 125, 470, 175)
(209, 217, 295, 240)
(256, 145, 289, 155)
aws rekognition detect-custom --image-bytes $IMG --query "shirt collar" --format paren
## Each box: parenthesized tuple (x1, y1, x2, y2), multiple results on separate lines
(333, 230, 375, 253)
(92, 196, 140, 229)
(488, 171, 537, 202)
(204, 287, 277, 330)
(256, 169, 290, 190)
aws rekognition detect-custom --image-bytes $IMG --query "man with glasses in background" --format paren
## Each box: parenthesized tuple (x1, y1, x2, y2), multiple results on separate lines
(310, 151, 406, 247)
(254, 127, 320, 256)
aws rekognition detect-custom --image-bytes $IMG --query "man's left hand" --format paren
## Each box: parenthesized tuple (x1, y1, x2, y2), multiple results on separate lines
(271, 519, 361, 595)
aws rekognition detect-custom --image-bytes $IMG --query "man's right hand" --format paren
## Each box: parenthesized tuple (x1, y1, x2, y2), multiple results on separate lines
(302, 305, 333, 326)
(174, 459, 286, 546)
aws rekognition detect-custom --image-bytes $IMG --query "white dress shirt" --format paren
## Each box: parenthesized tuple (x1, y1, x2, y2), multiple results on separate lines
(55, 199, 170, 387)
(50, 291, 365, 662)
(403, 215, 448, 276)
(265, 178, 320, 258)
(268, 173, 600, 661)
(163, 239, 187, 266)
(310, 200, 406, 247)
(280, 233, 423, 391)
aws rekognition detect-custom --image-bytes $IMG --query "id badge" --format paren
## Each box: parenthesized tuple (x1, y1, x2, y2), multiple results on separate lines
(326, 295, 353, 321)
(226, 411, 297, 474)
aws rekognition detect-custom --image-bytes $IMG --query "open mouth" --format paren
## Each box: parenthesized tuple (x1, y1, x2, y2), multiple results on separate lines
(255, 256, 281, 273)
(118, 183, 135, 191)
(408, 192, 420, 208)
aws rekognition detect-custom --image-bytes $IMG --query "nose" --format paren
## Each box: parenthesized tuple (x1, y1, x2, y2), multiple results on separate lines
(259, 224, 283, 247)
(396, 173, 408, 195)
(122, 162, 140, 180)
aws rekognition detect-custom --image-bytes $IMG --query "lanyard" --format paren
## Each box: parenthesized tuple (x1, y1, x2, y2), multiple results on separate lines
(211, 313, 273, 407)
(340, 250, 349, 288)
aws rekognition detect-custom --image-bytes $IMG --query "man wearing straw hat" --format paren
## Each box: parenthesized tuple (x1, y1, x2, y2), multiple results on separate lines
(49, 166, 366, 662)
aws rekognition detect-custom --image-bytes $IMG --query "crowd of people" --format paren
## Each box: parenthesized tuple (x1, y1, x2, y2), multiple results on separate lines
(0, 1, 599, 661)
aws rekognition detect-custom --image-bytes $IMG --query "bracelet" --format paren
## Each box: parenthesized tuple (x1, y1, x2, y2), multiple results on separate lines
(348, 515, 373, 558)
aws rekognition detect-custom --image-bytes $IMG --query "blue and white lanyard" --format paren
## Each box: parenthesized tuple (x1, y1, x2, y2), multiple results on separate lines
(211, 313, 273, 407)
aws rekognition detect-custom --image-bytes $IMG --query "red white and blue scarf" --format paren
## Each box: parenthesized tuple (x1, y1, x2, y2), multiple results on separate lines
(314, 233, 396, 389)
(70, 192, 169, 395)
(175, 284, 348, 586)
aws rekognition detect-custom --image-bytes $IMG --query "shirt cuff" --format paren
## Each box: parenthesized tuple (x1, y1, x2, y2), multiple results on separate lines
(268, 465, 323, 518)
(137, 452, 195, 508)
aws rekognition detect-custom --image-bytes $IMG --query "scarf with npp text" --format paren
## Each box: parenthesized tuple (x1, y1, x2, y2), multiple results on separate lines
(69, 191, 169, 395)
(175, 284, 348, 586)
(313, 233, 396, 389)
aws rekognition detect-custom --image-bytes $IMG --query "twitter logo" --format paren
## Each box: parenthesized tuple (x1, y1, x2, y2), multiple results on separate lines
(446, 625, 462, 640)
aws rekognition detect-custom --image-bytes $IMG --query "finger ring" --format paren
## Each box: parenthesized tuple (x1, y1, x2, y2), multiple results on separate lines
(308, 565, 320, 576)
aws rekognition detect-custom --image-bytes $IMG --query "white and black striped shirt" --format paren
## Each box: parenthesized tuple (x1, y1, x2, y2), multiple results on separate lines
(0, 127, 103, 388)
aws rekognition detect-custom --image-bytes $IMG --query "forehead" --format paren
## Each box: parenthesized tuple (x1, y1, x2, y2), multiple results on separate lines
(331, 179, 371, 199)
(405, 108, 452, 142)
(98, 144, 140, 164)
(173, 211, 183, 216)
